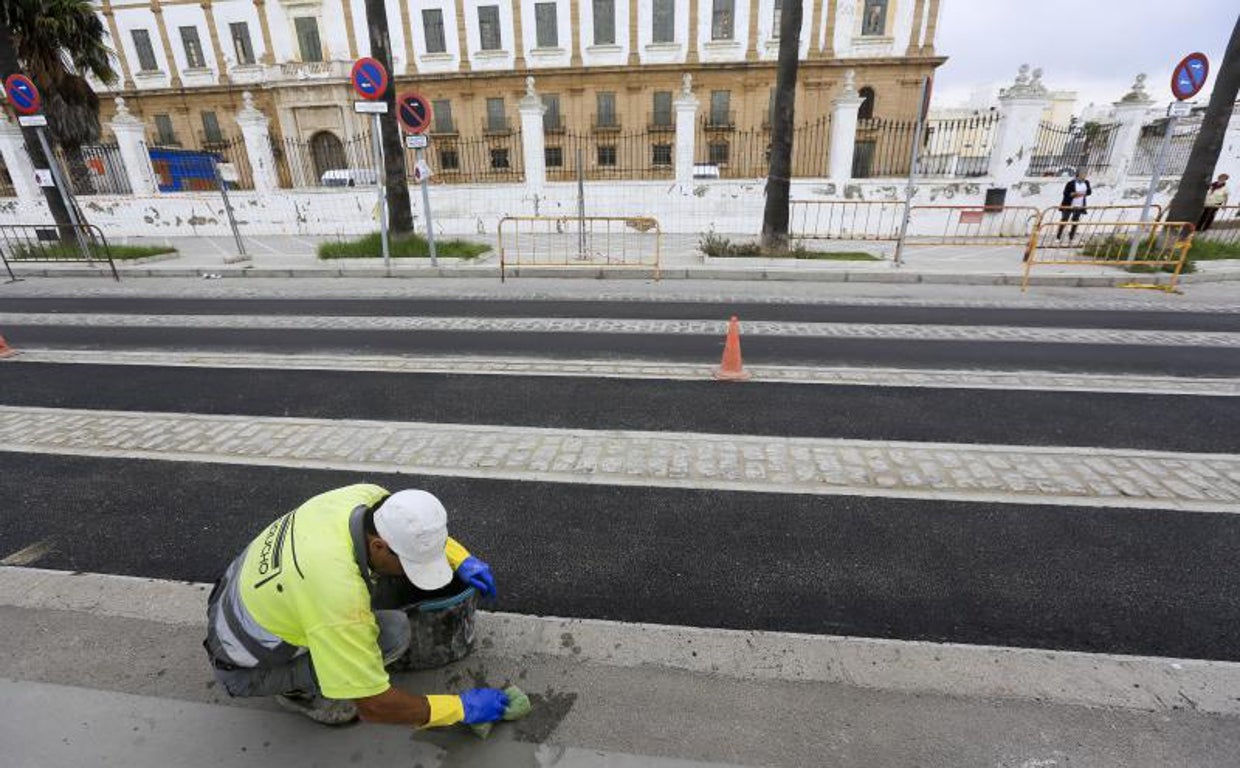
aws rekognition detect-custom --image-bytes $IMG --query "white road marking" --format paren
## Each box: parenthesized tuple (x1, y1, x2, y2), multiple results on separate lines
(0, 537, 56, 566)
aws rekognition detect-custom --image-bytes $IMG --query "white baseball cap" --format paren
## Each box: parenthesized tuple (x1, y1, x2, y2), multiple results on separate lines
(373, 490, 453, 590)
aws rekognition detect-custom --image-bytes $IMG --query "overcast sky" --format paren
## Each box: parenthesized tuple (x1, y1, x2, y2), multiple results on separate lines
(934, 1, 1236, 111)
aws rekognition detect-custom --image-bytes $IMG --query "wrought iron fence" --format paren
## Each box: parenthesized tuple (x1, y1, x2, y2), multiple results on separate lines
(146, 134, 254, 193)
(918, 114, 999, 177)
(543, 131, 675, 181)
(415, 131, 524, 185)
(200, 136, 255, 190)
(0, 222, 119, 281)
(277, 132, 378, 189)
(694, 118, 831, 179)
(52, 143, 131, 195)
(0, 160, 16, 197)
(1130, 119, 1201, 177)
(1027, 121, 1119, 178)
(852, 117, 916, 178)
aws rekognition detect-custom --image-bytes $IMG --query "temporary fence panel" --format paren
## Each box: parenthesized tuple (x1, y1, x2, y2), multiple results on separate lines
(1038, 204, 1165, 242)
(903, 205, 1041, 245)
(53, 143, 132, 195)
(0, 160, 16, 197)
(0, 223, 119, 281)
(1027, 121, 1119, 178)
(497, 215, 661, 279)
(1022, 219, 1194, 291)
(1130, 119, 1201, 177)
(788, 200, 904, 241)
(1193, 204, 1240, 245)
(917, 114, 1000, 178)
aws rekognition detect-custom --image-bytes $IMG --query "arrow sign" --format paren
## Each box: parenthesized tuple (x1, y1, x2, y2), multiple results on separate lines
(397, 91, 433, 135)
(1170, 52, 1209, 101)
(4, 74, 41, 115)
(350, 57, 389, 101)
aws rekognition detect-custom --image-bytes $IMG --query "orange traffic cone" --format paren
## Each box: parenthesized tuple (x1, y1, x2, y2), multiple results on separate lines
(713, 316, 750, 381)
(0, 335, 16, 359)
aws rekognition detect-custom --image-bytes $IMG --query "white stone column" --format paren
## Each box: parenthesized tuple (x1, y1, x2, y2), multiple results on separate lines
(828, 69, 865, 181)
(1104, 74, 1154, 185)
(674, 73, 700, 186)
(108, 97, 159, 195)
(517, 77, 547, 193)
(0, 111, 40, 201)
(987, 65, 1051, 187)
(235, 91, 279, 193)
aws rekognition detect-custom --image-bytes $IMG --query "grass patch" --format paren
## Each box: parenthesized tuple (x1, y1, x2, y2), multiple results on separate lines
(1077, 236, 1196, 275)
(12, 242, 176, 261)
(317, 232, 489, 260)
(1187, 237, 1240, 261)
(699, 232, 880, 261)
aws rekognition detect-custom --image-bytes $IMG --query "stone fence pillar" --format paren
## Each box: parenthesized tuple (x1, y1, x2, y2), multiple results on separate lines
(1105, 74, 1154, 185)
(988, 65, 1051, 187)
(0, 111, 40, 201)
(517, 77, 547, 194)
(829, 70, 864, 181)
(235, 92, 279, 193)
(108, 97, 159, 195)
(673, 73, 699, 187)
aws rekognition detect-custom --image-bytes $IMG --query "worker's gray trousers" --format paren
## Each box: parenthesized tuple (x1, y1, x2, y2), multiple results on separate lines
(211, 610, 411, 698)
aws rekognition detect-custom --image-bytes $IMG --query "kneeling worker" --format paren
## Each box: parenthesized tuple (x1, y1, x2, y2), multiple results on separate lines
(204, 484, 508, 727)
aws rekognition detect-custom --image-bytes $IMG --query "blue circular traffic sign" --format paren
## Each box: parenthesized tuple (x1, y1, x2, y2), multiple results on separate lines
(4, 74, 41, 115)
(351, 57, 389, 101)
(1170, 52, 1209, 101)
(397, 92, 433, 135)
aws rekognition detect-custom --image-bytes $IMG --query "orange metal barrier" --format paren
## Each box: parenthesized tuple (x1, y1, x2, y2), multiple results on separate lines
(1036, 205, 1166, 249)
(497, 215, 661, 281)
(1021, 219, 1194, 291)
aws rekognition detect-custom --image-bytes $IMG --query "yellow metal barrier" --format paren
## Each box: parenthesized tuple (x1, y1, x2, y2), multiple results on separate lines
(1022, 219, 1194, 292)
(788, 200, 903, 241)
(497, 215, 662, 281)
(1036, 205, 1166, 248)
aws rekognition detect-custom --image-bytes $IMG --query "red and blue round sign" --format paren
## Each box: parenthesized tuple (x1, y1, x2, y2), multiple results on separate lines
(4, 74, 41, 115)
(350, 57, 389, 101)
(397, 92, 433, 135)
(1170, 52, 1209, 101)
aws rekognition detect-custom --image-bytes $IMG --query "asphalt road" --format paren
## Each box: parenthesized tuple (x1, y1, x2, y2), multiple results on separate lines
(4, 296, 1240, 331)
(3, 452, 1237, 661)
(6, 325, 1240, 376)
(0, 362, 1234, 452)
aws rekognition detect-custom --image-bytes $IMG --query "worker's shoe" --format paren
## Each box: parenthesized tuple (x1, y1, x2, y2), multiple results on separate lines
(274, 692, 358, 725)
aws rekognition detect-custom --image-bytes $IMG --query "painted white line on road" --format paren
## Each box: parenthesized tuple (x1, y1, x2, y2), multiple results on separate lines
(3, 565, 1238, 716)
(10, 348, 1238, 396)
(0, 537, 56, 566)
(3, 313, 1239, 347)
(0, 406, 1235, 512)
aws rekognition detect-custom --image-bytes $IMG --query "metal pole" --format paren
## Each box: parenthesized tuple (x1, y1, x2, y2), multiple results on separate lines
(214, 159, 248, 262)
(1128, 112, 1177, 263)
(576, 147, 585, 260)
(415, 145, 438, 267)
(35, 127, 91, 261)
(893, 76, 930, 268)
(372, 113, 390, 271)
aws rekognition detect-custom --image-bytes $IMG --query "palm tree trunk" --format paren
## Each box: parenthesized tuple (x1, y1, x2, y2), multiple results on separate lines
(760, 0, 804, 251)
(64, 144, 94, 195)
(362, 0, 414, 234)
(0, 24, 73, 229)
(1166, 15, 1240, 226)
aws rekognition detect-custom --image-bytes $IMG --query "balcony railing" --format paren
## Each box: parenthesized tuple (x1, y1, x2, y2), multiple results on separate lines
(482, 116, 513, 135)
(429, 123, 459, 136)
(544, 118, 566, 134)
(703, 111, 736, 131)
(592, 113, 621, 132)
(648, 112, 675, 132)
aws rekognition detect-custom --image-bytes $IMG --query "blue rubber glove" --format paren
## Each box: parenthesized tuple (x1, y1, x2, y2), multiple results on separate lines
(457, 556, 497, 598)
(460, 688, 509, 725)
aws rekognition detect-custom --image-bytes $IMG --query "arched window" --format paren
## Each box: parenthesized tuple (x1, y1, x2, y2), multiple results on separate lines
(858, 87, 875, 120)
(309, 131, 346, 181)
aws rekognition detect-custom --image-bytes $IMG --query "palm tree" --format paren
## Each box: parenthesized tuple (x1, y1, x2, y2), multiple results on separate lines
(760, 0, 803, 251)
(1, 0, 116, 225)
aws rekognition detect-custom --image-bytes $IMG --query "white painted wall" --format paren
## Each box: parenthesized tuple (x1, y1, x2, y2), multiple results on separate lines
(756, 0, 813, 61)
(211, 2, 270, 71)
(410, 0, 465, 73)
(579, 0, 631, 66)
(696, 0, 748, 64)
(162, 5, 218, 86)
(520, 0, 575, 67)
(112, 6, 173, 90)
(464, 0, 518, 71)
(635, 0, 689, 65)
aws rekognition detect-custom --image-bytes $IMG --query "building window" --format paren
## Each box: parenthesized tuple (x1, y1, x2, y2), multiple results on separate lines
(652, 91, 672, 127)
(490, 148, 510, 169)
(858, 87, 875, 119)
(596, 92, 616, 128)
(423, 9, 447, 53)
(652, 143, 672, 166)
(432, 99, 455, 132)
(154, 114, 177, 145)
(772, 0, 782, 37)
(542, 94, 562, 130)
(201, 111, 223, 144)
(652, 0, 675, 44)
(545, 146, 564, 167)
(132, 29, 159, 72)
(597, 145, 617, 166)
(486, 97, 507, 132)
(709, 90, 731, 127)
(535, 2, 558, 48)
(295, 17, 323, 62)
(708, 141, 729, 165)
(439, 148, 460, 170)
(230, 22, 255, 65)
(180, 26, 206, 68)
(711, 0, 734, 40)
(593, 0, 615, 45)
(861, 0, 887, 36)
(310, 131, 346, 179)
(478, 6, 502, 50)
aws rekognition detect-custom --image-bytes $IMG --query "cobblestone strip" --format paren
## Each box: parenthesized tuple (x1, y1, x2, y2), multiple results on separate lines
(12, 350, 1240, 397)
(4, 313, 1240, 347)
(2, 406, 1236, 513)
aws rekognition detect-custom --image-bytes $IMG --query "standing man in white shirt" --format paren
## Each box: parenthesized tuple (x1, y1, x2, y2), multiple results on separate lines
(1057, 170, 1092, 242)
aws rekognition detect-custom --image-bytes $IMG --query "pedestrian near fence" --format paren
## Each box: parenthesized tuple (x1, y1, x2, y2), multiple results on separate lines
(1056, 170, 1091, 242)
(1198, 174, 1230, 232)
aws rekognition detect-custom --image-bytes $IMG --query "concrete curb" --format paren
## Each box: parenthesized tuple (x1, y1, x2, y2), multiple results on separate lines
(4, 566, 1238, 715)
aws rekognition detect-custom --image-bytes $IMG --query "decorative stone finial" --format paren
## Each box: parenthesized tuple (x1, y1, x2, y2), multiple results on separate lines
(1118, 73, 1152, 104)
(525, 76, 536, 98)
(681, 73, 693, 96)
(110, 95, 142, 126)
(839, 69, 858, 97)
(242, 91, 256, 111)
(1001, 64, 1048, 100)
(115, 97, 131, 117)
